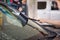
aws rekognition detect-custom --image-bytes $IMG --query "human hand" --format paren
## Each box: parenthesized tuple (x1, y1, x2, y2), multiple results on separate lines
(35, 18, 48, 23)
(18, 7, 23, 12)
(40, 19, 47, 23)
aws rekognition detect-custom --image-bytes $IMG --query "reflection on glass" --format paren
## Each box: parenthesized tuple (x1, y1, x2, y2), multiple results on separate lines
(0, 6, 23, 27)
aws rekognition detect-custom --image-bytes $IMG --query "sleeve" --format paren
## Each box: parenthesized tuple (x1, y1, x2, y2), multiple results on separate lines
(17, 4, 22, 9)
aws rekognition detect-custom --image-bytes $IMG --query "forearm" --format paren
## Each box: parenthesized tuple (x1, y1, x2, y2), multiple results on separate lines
(46, 20, 60, 26)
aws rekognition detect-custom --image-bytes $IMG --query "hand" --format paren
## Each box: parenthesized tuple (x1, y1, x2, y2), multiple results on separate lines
(39, 19, 47, 23)
(18, 7, 23, 12)
(35, 18, 48, 23)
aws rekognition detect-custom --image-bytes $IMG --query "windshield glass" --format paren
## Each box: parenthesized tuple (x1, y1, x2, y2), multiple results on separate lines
(0, 1, 59, 40)
(0, 2, 41, 40)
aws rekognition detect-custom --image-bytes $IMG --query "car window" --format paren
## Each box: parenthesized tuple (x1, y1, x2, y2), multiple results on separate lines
(0, 2, 40, 40)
